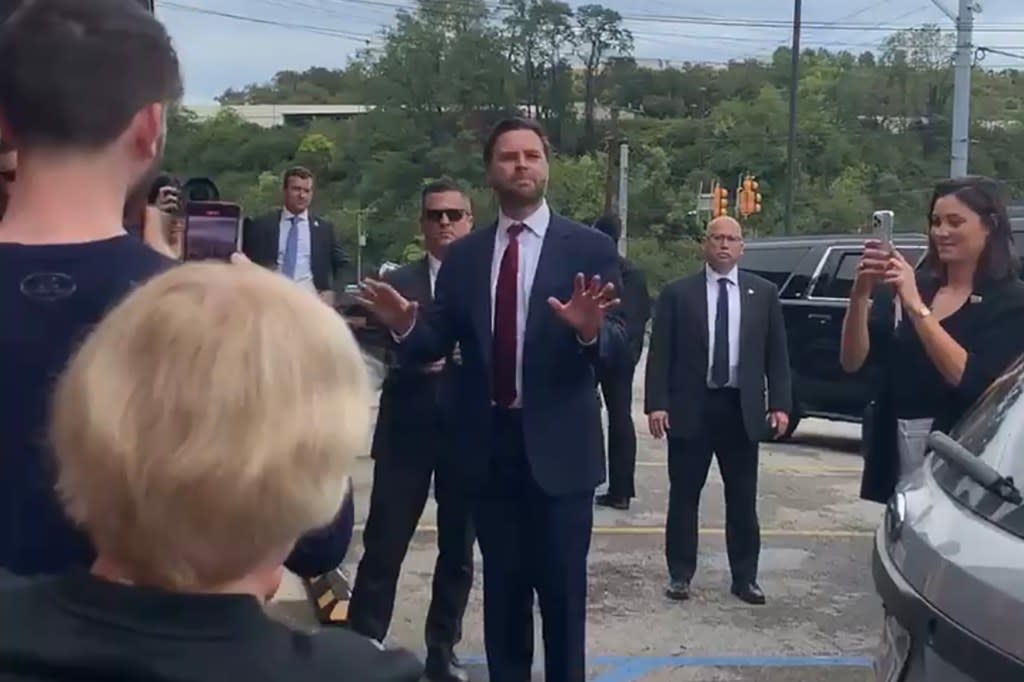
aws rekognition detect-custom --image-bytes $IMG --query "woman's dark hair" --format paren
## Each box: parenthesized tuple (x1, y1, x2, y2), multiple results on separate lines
(921, 175, 1020, 287)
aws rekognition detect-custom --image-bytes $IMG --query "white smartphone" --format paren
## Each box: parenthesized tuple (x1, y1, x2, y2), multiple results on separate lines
(872, 210, 894, 248)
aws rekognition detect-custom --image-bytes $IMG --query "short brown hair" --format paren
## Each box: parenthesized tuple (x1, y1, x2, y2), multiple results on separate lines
(483, 117, 551, 165)
(0, 0, 182, 151)
(421, 177, 470, 209)
(283, 165, 314, 187)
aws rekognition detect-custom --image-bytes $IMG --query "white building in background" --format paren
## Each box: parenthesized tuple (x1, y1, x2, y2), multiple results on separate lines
(183, 102, 631, 128)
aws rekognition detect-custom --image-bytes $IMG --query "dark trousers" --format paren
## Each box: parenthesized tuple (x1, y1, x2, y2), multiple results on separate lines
(475, 409, 593, 682)
(597, 364, 637, 499)
(665, 388, 760, 587)
(348, 426, 474, 650)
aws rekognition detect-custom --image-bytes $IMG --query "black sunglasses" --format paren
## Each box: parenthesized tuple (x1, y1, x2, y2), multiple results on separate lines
(423, 208, 467, 222)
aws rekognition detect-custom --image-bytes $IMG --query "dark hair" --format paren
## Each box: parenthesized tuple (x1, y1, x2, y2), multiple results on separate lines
(921, 176, 1020, 287)
(592, 213, 622, 243)
(283, 166, 314, 187)
(146, 172, 178, 204)
(421, 177, 469, 208)
(483, 117, 551, 165)
(0, 0, 182, 151)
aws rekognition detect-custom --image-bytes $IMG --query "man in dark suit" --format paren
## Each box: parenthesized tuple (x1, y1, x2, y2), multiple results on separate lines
(591, 213, 651, 511)
(644, 216, 792, 606)
(357, 118, 628, 682)
(347, 179, 476, 682)
(243, 166, 346, 305)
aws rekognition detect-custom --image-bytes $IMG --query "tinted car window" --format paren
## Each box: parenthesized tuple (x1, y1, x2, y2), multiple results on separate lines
(935, 355, 1024, 539)
(739, 246, 808, 288)
(809, 249, 859, 299)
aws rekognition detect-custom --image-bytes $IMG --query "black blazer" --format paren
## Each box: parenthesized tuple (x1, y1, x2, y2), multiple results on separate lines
(397, 214, 629, 497)
(644, 269, 793, 442)
(243, 211, 346, 292)
(859, 274, 1024, 503)
(620, 257, 651, 366)
(366, 257, 455, 461)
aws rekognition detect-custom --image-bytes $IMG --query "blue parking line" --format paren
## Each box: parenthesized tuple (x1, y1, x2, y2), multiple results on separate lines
(460, 654, 874, 677)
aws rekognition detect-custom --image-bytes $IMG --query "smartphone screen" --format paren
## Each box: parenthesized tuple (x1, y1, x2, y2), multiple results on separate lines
(184, 201, 241, 261)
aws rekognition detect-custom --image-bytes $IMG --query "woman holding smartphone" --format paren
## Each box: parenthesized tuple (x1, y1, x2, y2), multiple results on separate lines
(840, 176, 1024, 503)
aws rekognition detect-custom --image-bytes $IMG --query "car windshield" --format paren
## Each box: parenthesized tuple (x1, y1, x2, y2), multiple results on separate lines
(934, 354, 1024, 538)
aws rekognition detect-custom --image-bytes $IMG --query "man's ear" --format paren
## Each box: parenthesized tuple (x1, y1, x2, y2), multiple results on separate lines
(130, 102, 165, 160)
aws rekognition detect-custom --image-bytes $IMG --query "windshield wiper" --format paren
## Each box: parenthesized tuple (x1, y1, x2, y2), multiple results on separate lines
(928, 432, 1024, 505)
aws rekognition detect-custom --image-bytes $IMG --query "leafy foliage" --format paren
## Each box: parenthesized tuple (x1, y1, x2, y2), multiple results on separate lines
(172, 4, 1024, 293)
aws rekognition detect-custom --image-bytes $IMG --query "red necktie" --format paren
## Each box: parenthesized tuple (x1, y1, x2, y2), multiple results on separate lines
(493, 223, 524, 407)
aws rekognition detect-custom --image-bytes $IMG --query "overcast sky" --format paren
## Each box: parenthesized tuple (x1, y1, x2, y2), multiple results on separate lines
(156, 0, 1024, 104)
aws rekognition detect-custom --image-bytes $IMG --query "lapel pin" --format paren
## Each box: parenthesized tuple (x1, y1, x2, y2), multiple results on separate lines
(747, 288, 754, 295)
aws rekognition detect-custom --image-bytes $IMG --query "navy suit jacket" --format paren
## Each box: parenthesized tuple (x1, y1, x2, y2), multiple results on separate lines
(398, 213, 629, 497)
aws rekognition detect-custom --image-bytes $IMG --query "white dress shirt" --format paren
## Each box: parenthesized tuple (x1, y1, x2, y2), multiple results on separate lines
(492, 200, 550, 408)
(277, 209, 315, 293)
(705, 264, 741, 388)
(427, 253, 441, 297)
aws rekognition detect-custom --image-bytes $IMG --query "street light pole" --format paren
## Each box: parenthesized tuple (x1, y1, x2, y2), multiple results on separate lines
(783, 0, 802, 235)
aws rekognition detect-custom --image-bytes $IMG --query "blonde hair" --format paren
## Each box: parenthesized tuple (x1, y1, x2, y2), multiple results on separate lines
(50, 262, 370, 589)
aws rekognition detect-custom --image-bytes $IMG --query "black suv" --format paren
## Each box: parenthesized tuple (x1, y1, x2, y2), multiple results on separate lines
(740, 233, 928, 438)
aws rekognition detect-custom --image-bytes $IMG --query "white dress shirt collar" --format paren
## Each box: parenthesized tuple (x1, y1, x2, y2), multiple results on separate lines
(497, 199, 550, 238)
(706, 264, 739, 286)
(282, 208, 309, 222)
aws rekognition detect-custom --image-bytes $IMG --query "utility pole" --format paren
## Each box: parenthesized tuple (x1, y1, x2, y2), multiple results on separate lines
(932, 0, 980, 177)
(617, 141, 629, 256)
(604, 107, 621, 220)
(344, 206, 375, 282)
(783, 0, 802, 235)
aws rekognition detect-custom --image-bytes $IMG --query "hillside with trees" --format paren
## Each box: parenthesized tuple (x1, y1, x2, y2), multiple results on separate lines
(163, 0, 1024, 290)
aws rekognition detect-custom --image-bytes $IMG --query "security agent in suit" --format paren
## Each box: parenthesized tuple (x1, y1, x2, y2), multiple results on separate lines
(242, 166, 346, 306)
(590, 213, 651, 511)
(347, 180, 475, 682)
(644, 216, 792, 606)
(357, 118, 629, 682)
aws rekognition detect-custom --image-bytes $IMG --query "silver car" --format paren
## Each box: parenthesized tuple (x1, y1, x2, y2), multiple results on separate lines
(873, 355, 1024, 680)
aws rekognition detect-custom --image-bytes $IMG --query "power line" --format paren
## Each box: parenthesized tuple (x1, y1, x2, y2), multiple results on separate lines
(158, 1, 377, 42)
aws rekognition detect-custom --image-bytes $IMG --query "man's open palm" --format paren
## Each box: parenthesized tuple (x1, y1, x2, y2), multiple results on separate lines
(548, 273, 620, 343)
(354, 279, 418, 334)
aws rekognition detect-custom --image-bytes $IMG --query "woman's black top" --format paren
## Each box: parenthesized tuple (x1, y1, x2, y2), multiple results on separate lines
(859, 272, 1024, 502)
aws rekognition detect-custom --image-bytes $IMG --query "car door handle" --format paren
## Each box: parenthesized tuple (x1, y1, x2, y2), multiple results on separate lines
(807, 313, 831, 322)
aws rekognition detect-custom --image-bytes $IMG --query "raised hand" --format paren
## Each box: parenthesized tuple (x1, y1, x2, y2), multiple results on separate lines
(547, 273, 621, 343)
(354, 278, 418, 335)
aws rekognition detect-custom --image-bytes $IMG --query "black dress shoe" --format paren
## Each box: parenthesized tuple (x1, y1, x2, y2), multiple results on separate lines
(731, 582, 766, 605)
(665, 579, 690, 601)
(424, 648, 470, 682)
(595, 493, 630, 510)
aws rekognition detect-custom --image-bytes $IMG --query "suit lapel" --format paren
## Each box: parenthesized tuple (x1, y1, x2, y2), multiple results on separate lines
(737, 271, 756, 350)
(472, 223, 498, 369)
(525, 216, 570, 347)
(417, 256, 432, 302)
(689, 272, 709, 352)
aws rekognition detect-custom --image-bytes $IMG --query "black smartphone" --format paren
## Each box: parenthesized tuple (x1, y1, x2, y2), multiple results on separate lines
(183, 201, 242, 262)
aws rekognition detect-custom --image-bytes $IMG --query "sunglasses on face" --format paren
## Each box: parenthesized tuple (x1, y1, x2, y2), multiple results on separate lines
(423, 208, 467, 222)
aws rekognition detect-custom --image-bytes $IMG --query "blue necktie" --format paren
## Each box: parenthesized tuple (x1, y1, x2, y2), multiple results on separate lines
(282, 215, 299, 278)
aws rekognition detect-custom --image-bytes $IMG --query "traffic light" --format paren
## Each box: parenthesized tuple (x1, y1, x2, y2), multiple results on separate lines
(740, 174, 762, 217)
(712, 183, 729, 218)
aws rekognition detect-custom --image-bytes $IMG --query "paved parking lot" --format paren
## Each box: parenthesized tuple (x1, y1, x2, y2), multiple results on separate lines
(271, 372, 883, 681)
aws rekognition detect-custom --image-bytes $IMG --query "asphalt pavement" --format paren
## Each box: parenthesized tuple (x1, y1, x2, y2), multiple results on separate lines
(270, 364, 883, 681)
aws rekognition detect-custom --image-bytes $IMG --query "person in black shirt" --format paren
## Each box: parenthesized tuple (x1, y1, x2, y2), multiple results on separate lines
(0, 0, 182, 576)
(0, 261, 421, 682)
(590, 213, 650, 510)
(840, 176, 1024, 503)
